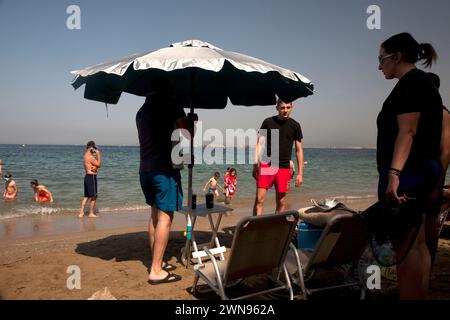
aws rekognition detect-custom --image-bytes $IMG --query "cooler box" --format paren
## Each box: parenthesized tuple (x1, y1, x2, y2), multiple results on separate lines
(295, 221, 323, 250)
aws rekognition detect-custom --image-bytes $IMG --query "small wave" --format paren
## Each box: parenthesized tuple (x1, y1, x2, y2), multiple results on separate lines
(99, 205, 149, 212)
(0, 206, 79, 220)
(0, 204, 150, 220)
(16, 206, 72, 215)
(0, 212, 30, 220)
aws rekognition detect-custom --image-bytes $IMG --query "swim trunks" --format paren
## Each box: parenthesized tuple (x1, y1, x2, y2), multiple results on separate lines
(3, 192, 15, 200)
(140, 169, 183, 212)
(37, 191, 50, 202)
(84, 174, 98, 198)
(256, 162, 291, 193)
(208, 187, 217, 194)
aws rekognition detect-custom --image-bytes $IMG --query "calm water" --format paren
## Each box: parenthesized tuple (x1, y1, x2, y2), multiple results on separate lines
(0, 144, 382, 219)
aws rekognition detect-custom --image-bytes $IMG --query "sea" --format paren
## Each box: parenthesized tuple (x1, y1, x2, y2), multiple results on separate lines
(0, 144, 385, 220)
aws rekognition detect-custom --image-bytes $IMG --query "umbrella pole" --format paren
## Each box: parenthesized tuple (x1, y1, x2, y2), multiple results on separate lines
(183, 69, 197, 267)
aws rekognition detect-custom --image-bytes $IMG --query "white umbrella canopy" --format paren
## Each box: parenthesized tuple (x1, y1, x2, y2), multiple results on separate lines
(71, 39, 314, 108)
(71, 40, 314, 265)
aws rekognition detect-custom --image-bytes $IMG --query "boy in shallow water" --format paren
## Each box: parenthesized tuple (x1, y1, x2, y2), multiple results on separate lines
(203, 172, 222, 196)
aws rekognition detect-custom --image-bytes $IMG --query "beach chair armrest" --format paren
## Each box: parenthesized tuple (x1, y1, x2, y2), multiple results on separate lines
(203, 246, 225, 289)
(203, 246, 219, 262)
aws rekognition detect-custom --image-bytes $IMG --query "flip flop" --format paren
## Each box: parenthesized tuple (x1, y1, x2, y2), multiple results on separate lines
(148, 272, 182, 285)
(147, 262, 177, 273)
(162, 262, 177, 271)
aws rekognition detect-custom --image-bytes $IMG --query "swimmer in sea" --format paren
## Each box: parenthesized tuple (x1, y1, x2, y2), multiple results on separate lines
(3, 172, 17, 201)
(30, 179, 54, 203)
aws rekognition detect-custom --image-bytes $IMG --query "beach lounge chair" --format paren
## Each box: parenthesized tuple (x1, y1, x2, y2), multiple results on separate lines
(191, 211, 299, 300)
(286, 211, 369, 300)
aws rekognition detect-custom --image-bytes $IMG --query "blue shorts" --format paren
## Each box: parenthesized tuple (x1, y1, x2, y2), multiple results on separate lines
(208, 187, 217, 194)
(140, 169, 183, 212)
(378, 159, 441, 213)
(84, 174, 98, 198)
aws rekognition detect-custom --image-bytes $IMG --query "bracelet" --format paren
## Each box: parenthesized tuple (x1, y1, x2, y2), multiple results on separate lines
(388, 168, 401, 176)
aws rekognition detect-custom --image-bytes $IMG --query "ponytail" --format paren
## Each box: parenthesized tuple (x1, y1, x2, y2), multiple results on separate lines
(382, 33, 438, 68)
(418, 43, 438, 68)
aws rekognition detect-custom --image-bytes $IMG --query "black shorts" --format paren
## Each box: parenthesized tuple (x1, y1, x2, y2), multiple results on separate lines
(84, 174, 98, 198)
(377, 159, 441, 214)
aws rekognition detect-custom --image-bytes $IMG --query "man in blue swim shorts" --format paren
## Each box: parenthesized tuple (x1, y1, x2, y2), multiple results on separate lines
(136, 76, 196, 285)
(79, 141, 101, 218)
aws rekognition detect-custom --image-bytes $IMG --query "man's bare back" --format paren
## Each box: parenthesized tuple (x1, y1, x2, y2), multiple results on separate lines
(83, 149, 101, 174)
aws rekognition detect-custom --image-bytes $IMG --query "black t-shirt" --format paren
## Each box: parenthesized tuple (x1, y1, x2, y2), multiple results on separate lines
(259, 116, 303, 168)
(136, 94, 186, 172)
(376, 69, 442, 171)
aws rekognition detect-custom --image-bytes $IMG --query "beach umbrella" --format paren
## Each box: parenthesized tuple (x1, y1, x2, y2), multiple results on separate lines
(71, 39, 314, 263)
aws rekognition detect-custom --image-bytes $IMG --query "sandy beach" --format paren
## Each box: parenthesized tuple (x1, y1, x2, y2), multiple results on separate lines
(1, 196, 450, 300)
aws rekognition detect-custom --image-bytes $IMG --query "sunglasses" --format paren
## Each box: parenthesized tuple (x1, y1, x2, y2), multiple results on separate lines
(378, 53, 395, 65)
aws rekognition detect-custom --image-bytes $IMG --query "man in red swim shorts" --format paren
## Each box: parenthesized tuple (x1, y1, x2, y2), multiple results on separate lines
(252, 99, 304, 216)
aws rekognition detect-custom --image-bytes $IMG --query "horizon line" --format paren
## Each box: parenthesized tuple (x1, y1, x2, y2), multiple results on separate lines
(0, 143, 377, 149)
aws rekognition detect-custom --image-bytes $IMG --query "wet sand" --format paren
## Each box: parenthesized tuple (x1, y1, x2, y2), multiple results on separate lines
(1, 197, 449, 300)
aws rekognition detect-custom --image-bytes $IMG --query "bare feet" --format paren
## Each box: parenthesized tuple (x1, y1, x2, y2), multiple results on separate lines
(78, 212, 85, 218)
(148, 269, 168, 282)
(148, 269, 181, 284)
(88, 213, 98, 218)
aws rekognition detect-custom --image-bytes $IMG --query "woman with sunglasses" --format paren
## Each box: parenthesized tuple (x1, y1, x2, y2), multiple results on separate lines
(376, 32, 442, 299)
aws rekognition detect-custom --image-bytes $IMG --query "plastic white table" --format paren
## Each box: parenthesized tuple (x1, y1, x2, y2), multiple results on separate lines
(178, 204, 233, 268)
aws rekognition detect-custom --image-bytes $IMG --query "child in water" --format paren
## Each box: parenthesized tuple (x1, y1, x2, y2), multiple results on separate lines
(203, 172, 222, 196)
(223, 168, 237, 204)
(30, 179, 54, 203)
(3, 172, 17, 201)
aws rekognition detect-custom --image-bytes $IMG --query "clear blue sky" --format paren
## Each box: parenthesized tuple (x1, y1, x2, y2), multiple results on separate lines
(0, 0, 449, 147)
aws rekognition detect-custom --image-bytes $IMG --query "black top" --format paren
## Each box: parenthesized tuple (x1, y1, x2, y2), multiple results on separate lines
(136, 94, 186, 172)
(377, 69, 442, 171)
(259, 116, 303, 168)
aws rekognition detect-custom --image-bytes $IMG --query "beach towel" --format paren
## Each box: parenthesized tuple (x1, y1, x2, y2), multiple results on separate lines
(223, 173, 237, 196)
(297, 199, 358, 228)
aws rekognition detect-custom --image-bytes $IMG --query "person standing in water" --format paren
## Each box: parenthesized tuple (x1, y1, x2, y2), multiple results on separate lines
(79, 141, 101, 218)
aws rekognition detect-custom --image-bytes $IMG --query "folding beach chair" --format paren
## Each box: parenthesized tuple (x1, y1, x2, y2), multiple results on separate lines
(286, 212, 369, 300)
(191, 211, 299, 300)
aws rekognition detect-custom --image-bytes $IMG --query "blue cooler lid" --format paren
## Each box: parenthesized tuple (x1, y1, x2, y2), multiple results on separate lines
(298, 221, 322, 230)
